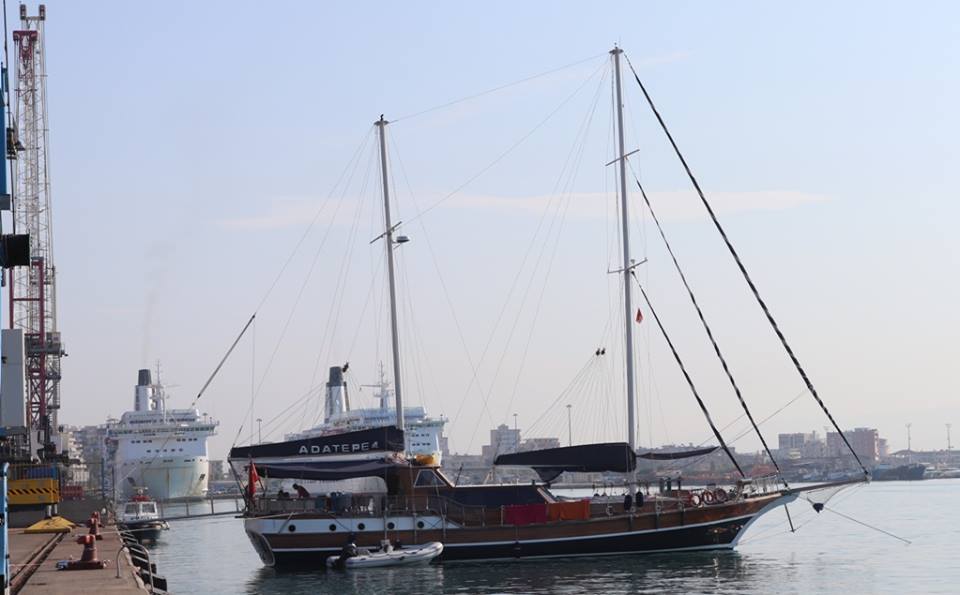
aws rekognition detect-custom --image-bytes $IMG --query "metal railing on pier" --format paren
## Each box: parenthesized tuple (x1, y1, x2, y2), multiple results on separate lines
(146, 496, 245, 522)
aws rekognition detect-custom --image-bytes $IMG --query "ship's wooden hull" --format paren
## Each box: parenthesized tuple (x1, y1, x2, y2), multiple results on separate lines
(244, 492, 793, 566)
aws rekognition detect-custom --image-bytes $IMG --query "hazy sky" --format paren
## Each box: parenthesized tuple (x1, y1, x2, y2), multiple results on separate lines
(11, 1, 958, 460)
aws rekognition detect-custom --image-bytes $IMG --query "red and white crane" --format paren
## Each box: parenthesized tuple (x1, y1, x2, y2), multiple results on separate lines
(8, 4, 64, 460)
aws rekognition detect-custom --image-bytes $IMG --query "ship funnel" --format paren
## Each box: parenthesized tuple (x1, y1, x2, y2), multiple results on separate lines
(324, 366, 349, 423)
(135, 369, 155, 412)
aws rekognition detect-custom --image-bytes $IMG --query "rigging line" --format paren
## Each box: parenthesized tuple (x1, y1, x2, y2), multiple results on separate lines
(396, 249, 431, 412)
(801, 497, 911, 545)
(345, 257, 384, 359)
(308, 142, 379, 388)
(196, 314, 256, 404)
(254, 128, 374, 314)
(473, 66, 610, 441)
(252, 385, 322, 440)
(306, 149, 376, 390)
(254, 169, 360, 406)
(388, 133, 493, 426)
(499, 73, 607, 427)
(623, 52, 869, 479)
(660, 388, 809, 474)
(404, 59, 608, 225)
(119, 315, 256, 487)
(249, 317, 255, 444)
(445, 69, 609, 433)
(631, 172, 787, 487)
(241, 134, 375, 444)
(391, 52, 607, 123)
(462, 182, 569, 454)
(525, 354, 597, 435)
(631, 273, 745, 477)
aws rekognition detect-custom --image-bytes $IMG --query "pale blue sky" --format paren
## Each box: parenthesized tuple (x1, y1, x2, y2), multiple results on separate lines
(17, 1, 959, 458)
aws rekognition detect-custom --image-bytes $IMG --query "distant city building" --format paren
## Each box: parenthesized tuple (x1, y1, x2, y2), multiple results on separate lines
(520, 437, 561, 451)
(828, 428, 879, 463)
(778, 431, 824, 459)
(209, 460, 226, 481)
(439, 436, 450, 459)
(481, 424, 521, 464)
(778, 432, 815, 451)
(58, 427, 90, 485)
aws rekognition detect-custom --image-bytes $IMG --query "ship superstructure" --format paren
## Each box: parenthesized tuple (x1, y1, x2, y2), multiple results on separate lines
(109, 369, 218, 500)
(285, 365, 446, 464)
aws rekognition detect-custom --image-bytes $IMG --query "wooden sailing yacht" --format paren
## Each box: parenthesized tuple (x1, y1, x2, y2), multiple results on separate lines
(229, 47, 866, 566)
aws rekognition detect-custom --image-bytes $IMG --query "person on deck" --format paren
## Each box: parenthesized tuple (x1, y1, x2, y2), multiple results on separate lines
(292, 483, 311, 499)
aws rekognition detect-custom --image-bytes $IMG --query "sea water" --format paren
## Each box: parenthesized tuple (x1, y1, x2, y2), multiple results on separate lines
(146, 479, 958, 594)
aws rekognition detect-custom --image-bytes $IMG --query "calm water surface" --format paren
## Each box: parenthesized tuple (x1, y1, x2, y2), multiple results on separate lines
(146, 479, 958, 594)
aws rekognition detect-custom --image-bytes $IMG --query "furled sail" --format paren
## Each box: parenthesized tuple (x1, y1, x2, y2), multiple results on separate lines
(494, 443, 636, 483)
(637, 446, 718, 460)
(229, 425, 405, 460)
(236, 457, 409, 482)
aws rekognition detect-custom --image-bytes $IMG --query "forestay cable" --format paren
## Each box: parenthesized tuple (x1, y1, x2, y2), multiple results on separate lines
(623, 52, 869, 478)
(632, 173, 786, 486)
(631, 272, 744, 477)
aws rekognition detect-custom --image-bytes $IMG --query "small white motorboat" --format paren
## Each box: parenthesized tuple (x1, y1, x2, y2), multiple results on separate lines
(118, 491, 169, 543)
(326, 540, 443, 569)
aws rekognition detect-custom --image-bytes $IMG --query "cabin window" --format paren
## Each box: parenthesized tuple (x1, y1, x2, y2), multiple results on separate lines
(142, 503, 157, 514)
(124, 504, 138, 514)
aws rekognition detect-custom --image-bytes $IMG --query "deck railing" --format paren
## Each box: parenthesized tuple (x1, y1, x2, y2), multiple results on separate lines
(250, 483, 759, 528)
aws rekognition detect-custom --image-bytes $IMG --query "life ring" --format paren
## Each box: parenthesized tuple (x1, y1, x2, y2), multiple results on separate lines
(714, 488, 728, 503)
(689, 493, 702, 507)
(702, 490, 716, 505)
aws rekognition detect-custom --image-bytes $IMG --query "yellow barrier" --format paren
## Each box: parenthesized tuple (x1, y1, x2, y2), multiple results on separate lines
(8, 478, 60, 505)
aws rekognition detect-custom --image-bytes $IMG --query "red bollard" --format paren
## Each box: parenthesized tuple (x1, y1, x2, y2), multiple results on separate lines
(87, 512, 103, 541)
(57, 535, 107, 570)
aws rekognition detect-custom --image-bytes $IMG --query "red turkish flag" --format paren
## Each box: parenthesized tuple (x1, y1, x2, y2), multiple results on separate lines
(247, 460, 260, 497)
(635, 308, 643, 324)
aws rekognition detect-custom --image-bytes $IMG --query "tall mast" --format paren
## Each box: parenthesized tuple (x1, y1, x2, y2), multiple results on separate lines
(375, 116, 404, 430)
(611, 47, 636, 454)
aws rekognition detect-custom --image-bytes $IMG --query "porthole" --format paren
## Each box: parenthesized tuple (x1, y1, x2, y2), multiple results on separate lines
(417, 521, 425, 529)
(288, 525, 297, 533)
(357, 523, 366, 531)
(387, 522, 395, 530)
(329, 524, 337, 532)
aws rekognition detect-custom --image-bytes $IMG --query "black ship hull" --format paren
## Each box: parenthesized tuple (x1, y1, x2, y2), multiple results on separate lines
(263, 512, 764, 567)
(870, 464, 926, 481)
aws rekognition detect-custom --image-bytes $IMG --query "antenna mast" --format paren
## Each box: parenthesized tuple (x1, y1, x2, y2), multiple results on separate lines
(9, 4, 63, 460)
(374, 116, 404, 430)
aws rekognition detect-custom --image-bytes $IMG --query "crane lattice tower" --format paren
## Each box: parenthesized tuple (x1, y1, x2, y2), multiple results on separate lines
(9, 3, 63, 458)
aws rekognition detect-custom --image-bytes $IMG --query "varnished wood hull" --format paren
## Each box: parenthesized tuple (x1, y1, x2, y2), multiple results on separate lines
(246, 492, 793, 566)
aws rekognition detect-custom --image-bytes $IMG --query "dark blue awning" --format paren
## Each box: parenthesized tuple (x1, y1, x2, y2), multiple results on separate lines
(494, 442, 636, 483)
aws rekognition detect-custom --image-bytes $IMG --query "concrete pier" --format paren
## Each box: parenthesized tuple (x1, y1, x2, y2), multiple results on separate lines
(10, 526, 151, 594)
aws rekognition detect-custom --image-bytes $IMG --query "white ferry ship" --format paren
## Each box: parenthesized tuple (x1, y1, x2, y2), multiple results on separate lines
(109, 369, 218, 501)
(285, 365, 446, 464)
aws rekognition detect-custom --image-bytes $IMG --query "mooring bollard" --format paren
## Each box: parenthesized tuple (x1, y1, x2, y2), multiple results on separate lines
(56, 534, 107, 570)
